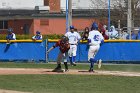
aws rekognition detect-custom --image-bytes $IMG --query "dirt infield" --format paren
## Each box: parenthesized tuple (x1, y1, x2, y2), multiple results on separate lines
(0, 89, 32, 93)
(0, 68, 140, 77)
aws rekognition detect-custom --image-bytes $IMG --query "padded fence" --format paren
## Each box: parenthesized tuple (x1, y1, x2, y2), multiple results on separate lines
(47, 40, 140, 63)
(1, 39, 140, 63)
(0, 40, 46, 62)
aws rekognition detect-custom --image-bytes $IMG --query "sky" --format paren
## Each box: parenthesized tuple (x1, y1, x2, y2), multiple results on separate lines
(61, 0, 125, 10)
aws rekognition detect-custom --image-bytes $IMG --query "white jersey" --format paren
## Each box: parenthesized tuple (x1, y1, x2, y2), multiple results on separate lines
(88, 30, 104, 46)
(65, 32, 81, 44)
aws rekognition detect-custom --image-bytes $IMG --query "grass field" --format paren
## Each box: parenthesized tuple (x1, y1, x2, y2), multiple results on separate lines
(0, 62, 139, 93)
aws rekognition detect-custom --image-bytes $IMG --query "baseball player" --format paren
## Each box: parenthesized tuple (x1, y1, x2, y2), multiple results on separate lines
(32, 31, 42, 40)
(6, 28, 16, 44)
(47, 36, 70, 72)
(65, 26, 81, 66)
(88, 22, 104, 72)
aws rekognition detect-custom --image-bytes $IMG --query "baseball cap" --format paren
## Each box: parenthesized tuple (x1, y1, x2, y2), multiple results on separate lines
(70, 25, 74, 29)
(36, 31, 41, 35)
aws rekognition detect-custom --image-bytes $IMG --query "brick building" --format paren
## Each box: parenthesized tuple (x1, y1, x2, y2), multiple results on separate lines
(0, 0, 107, 35)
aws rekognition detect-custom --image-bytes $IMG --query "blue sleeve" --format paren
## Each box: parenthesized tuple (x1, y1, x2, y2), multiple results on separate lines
(88, 39, 91, 44)
(100, 39, 104, 46)
(101, 40, 104, 44)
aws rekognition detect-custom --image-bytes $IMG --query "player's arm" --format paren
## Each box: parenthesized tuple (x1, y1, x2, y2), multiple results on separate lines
(40, 35, 43, 40)
(47, 46, 55, 53)
(86, 34, 92, 50)
(47, 42, 59, 53)
(77, 32, 81, 40)
(64, 32, 68, 37)
(12, 33, 16, 40)
(100, 33, 104, 45)
(87, 32, 92, 45)
(32, 36, 36, 40)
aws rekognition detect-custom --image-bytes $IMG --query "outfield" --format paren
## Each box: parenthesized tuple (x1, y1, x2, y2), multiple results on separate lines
(0, 63, 139, 93)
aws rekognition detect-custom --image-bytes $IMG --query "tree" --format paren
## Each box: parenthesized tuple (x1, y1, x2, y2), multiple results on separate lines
(90, 0, 140, 27)
(130, 0, 140, 27)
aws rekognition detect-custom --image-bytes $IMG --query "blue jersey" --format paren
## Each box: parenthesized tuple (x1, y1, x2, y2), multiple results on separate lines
(32, 35, 42, 40)
(6, 33, 16, 40)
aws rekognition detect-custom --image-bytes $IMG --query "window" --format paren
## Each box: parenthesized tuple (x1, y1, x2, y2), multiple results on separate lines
(40, 19, 49, 26)
(44, 0, 49, 6)
(0, 20, 8, 29)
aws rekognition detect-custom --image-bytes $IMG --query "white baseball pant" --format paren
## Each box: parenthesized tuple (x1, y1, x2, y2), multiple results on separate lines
(88, 45, 100, 61)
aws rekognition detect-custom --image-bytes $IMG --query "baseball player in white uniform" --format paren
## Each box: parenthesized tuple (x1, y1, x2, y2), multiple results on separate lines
(65, 26, 81, 66)
(88, 22, 104, 72)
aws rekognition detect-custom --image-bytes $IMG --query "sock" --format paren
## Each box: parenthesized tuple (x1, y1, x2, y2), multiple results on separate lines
(90, 58, 96, 69)
(72, 56, 76, 63)
(69, 57, 72, 63)
(57, 64, 61, 68)
(64, 62, 68, 69)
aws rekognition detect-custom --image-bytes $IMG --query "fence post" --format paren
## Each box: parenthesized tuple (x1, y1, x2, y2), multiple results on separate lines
(45, 38, 48, 63)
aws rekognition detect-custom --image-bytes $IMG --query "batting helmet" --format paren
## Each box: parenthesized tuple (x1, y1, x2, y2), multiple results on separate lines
(36, 31, 41, 35)
(91, 22, 98, 30)
(70, 25, 74, 29)
(7, 28, 13, 32)
(61, 36, 69, 43)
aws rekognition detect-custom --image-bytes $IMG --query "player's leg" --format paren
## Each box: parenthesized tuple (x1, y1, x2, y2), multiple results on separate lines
(63, 52, 69, 72)
(98, 59, 102, 69)
(88, 46, 100, 72)
(52, 51, 63, 72)
(88, 48, 95, 72)
(71, 45, 77, 66)
(68, 45, 73, 65)
(94, 47, 102, 69)
(89, 58, 96, 72)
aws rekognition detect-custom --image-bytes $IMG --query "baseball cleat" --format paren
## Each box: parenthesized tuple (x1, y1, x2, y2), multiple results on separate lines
(88, 68, 95, 73)
(52, 68, 64, 72)
(64, 69, 69, 72)
(52, 66, 63, 72)
(98, 59, 102, 69)
(70, 63, 76, 66)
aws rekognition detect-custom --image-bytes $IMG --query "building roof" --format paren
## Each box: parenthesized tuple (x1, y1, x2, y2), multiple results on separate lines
(0, 9, 140, 20)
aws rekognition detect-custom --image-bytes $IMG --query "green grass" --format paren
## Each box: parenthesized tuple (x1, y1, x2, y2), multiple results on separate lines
(0, 62, 139, 93)
(0, 75, 139, 93)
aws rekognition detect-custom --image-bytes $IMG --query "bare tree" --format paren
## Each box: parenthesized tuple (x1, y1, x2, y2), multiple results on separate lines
(90, 0, 140, 27)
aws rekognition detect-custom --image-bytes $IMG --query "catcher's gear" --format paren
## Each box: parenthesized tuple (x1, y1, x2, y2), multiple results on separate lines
(91, 22, 98, 30)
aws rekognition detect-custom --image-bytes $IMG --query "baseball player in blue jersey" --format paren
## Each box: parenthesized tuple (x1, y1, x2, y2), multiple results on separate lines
(65, 26, 81, 66)
(88, 22, 104, 72)
(6, 28, 16, 44)
(32, 31, 42, 40)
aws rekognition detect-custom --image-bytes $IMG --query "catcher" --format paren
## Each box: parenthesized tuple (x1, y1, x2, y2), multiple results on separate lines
(47, 36, 70, 72)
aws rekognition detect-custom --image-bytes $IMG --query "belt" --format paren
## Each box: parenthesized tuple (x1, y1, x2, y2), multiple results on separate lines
(70, 44, 76, 45)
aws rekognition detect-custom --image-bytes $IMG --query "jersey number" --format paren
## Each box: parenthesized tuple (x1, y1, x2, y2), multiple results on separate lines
(93, 35, 99, 41)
